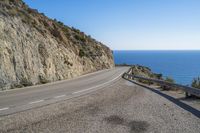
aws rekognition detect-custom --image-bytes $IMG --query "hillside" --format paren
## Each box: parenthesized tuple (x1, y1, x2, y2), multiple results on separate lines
(131, 65, 162, 79)
(0, 0, 114, 90)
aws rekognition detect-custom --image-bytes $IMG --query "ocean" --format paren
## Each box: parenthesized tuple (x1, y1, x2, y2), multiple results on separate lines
(113, 50, 200, 85)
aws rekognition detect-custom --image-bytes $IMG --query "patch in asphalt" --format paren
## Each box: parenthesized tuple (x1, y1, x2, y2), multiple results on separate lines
(128, 120, 149, 133)
(104, 115, 149, 133)
(104, 115, 124, 125)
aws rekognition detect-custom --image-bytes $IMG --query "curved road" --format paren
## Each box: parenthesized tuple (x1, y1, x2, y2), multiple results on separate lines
(0, 67, 128, 116)
(0, 67, 200, 132)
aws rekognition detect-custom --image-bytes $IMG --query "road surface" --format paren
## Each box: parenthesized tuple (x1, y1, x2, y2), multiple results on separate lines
(0, 67, 128, 116)
(0, 67, 200, 133)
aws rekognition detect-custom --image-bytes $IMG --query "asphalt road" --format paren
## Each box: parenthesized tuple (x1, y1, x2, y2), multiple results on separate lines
(0, 67, 128, 116)
(1, 74, 200, 133)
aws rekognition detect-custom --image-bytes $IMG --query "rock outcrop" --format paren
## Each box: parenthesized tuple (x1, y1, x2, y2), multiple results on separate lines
(131, 65, 162, 79)
(0, 0, 114, 90)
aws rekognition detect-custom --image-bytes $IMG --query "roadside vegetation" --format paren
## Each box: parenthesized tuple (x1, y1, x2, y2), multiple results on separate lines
(129, 65, 178, 91)
(191, 77, 200, 89)
(161, 77, 176, 91)
(130, 65, 200, 99)
(164, 77, 175, 83)
(130, 65, 162, 85)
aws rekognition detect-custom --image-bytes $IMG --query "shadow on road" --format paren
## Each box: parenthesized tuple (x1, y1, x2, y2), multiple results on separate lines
(124, 78, 200, 119)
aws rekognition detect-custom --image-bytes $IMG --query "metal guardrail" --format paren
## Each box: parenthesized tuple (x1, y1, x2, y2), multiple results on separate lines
(123, 73, 200, 97)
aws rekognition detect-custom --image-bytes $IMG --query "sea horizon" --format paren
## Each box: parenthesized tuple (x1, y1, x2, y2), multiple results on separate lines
(113, 50, 200, 85)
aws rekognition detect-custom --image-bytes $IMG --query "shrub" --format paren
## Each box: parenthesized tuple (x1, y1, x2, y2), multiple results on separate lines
(57, 21, 64, 26)
(11, 83, 23, 89)
(53, 18, 57, 22)
(20, 77, 33, 87)
(161, 77, 175, 91)
(39, 75, 49, 84)
(138, 79, 154, 85)
(27, 8, 38, 14)
(51, 28, 61, 38)
(79, 49, 85, 57)
(184, 77, 200, 98)
(64, 60, 73, 66)
(63, 29, 70, 37)
(165, 77, 175, 83)
(72, 27, 80, 33)
(191, 77, 200, 89)
(74, 34, 86, 42)
(155, 74, 163, 79)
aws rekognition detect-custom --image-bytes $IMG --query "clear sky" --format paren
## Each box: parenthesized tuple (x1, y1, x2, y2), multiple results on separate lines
(23, 0, 200, 50)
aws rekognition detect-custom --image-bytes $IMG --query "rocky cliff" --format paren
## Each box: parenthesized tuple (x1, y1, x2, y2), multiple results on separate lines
(131, 65, 162, 79)
(0, 0, 114, 90)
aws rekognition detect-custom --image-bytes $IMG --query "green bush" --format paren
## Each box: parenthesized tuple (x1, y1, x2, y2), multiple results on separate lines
(11, 83, 24, 89)
(191, 77, 200, 89)
(155, 74, 163, 79)
(39, 75, 49, 84)
(72, 27, 81, 33)
(57, 21, 64, 26)
(165, 77, 175, 83)
(161, 77, 175, 91)
(74, 34, 86, 42)
(20, 77, 33, 87)
(79, 49, 85, 57)
(138, 79, 154, 85)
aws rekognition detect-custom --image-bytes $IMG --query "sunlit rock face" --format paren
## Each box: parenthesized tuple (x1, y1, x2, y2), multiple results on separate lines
(0, 0, 114, 90)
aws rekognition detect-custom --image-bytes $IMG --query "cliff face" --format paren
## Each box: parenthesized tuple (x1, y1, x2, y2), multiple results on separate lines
(0, 0, 114, 90)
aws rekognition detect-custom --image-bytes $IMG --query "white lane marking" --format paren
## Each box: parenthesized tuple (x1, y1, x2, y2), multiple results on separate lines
(0, 107, 9, 111)
(29, 100, 44, 104)
(54, 95, 66, 99)
(73, 73, 122, 94)
(0, 68, 114, 93)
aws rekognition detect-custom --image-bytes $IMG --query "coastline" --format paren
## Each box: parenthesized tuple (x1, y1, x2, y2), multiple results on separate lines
(113, 50, 200, 85)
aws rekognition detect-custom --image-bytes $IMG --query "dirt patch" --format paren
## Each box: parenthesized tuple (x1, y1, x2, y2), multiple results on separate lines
(104, 115, 125, 125)
(104, 115, 149, 133)
(128, 120, 149, 133)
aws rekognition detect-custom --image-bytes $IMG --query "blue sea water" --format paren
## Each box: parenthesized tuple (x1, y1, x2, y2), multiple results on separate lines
(113, 50, 200, 85)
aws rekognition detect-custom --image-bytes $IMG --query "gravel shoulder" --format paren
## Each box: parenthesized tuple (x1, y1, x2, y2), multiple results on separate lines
(161, 90, 200, 110)
(0, 78, 200, 133)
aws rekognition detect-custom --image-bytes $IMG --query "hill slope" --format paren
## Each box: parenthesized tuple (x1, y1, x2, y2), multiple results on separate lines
(0, 0, 114, 90)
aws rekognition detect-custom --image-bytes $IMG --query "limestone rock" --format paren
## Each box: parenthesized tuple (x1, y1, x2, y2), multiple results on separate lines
(0, 0, 114, 90)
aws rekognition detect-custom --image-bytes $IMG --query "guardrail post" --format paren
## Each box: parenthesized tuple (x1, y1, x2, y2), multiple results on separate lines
(185, 92, 190, 98)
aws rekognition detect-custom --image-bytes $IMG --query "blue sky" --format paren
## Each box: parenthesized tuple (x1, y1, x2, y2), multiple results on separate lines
(23, 0, 200, 50)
